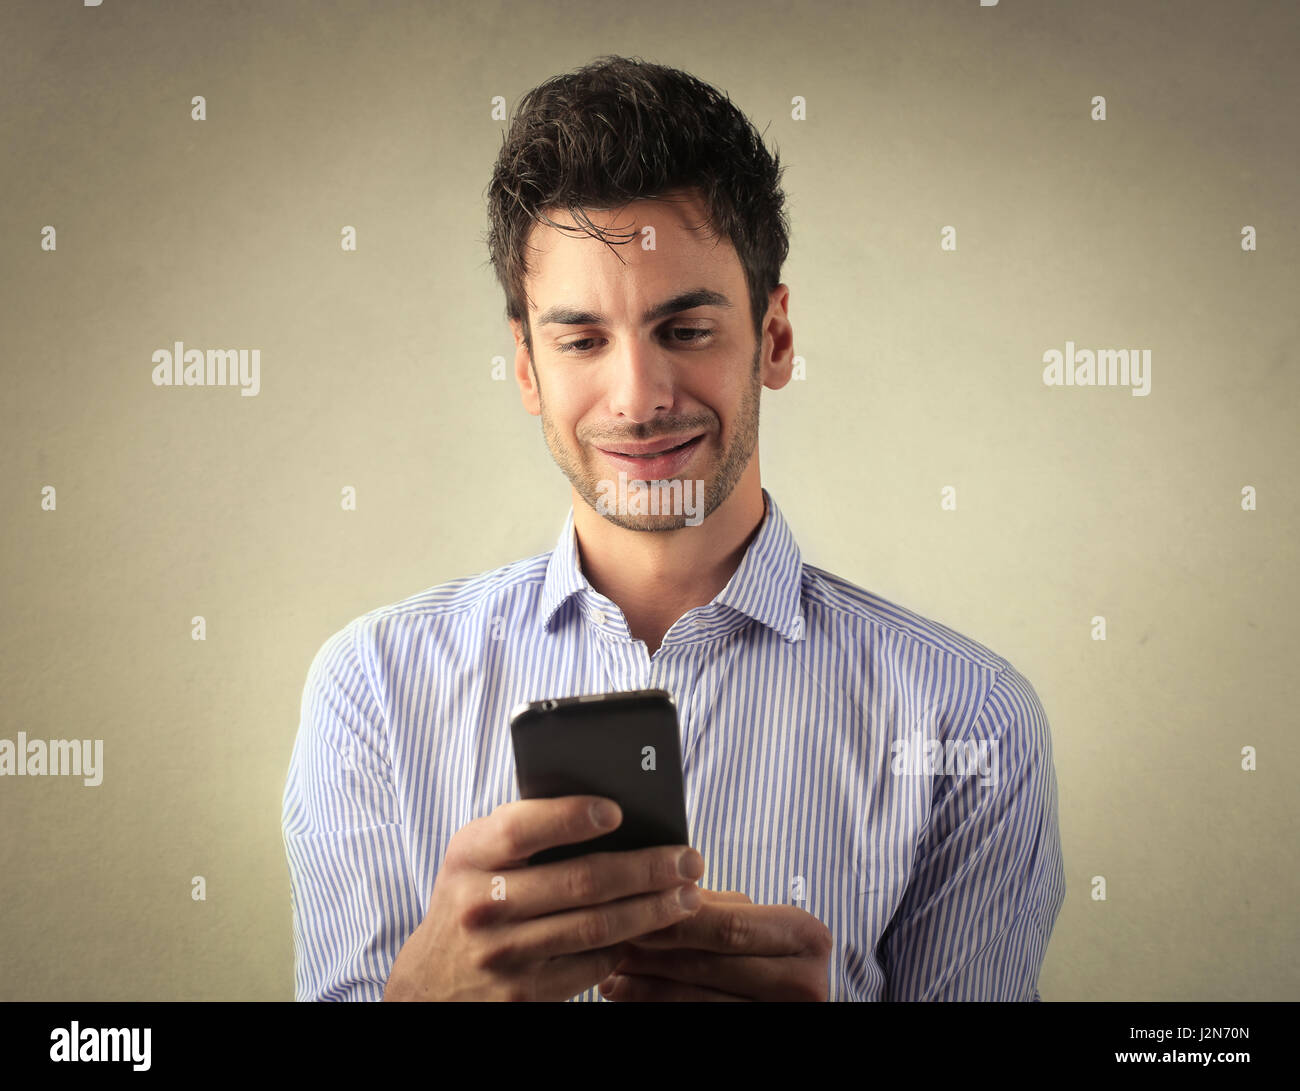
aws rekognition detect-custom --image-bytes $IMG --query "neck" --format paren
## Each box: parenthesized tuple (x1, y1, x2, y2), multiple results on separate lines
(571, 462, 767, 656)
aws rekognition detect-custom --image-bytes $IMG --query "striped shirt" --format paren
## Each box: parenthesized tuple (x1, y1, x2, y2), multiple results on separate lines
(282, 488, 1066, 1001)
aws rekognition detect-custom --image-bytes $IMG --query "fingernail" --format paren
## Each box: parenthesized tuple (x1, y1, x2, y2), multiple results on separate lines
(678, 885, 702, 910)
(591, 800, 620, 828)
(600, 974, 619, 995)
(677, 849, 704, 879)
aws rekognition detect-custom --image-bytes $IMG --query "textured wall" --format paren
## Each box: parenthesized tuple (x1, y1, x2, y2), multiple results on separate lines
(1, 0, 1295, 1000)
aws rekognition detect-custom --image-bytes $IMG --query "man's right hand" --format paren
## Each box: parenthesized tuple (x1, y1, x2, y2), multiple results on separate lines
(382, 796, 705, 1001)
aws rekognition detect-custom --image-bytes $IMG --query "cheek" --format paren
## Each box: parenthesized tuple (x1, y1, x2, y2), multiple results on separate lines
(700, 381, 745, 423)
(538, 382, 586, 425)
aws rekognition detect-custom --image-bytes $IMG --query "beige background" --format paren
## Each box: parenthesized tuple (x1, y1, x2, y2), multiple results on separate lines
(1, 0, 1296, 1000)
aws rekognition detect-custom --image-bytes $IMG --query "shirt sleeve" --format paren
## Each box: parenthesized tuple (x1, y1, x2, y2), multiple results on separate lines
(281, 620, 421, 1001)
(879, 663, 1066, 1000)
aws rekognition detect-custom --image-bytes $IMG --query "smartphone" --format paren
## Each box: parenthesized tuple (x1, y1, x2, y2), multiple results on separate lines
(509, 688, 690, 866)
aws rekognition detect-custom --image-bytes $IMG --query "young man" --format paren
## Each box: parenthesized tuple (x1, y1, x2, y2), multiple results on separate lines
(282, 55, 1066, 1002)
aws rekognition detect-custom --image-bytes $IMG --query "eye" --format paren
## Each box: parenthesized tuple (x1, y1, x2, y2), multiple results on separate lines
(555, 337, 599, 355)
(554, 327, 715, 355)
(669, 327, 714, 346)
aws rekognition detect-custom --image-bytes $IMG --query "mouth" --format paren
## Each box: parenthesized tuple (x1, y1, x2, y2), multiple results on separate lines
(601, 434, 704, 459)
(594, 433, 706, 476)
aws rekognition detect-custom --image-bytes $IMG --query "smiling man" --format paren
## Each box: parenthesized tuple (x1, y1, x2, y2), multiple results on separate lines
(282, 54, 1066, 1002)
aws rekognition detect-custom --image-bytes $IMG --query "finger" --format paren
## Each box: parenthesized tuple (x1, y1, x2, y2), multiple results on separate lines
(456, 796, 624, 871)
(468, 842, 704, 923)
(601, 973, 749, 1002)
(611, 946, 814, 1001)
(511, 883, 705, 959)
(615, 889, 749, 952)
(534, 942, 632, 1002)
(700, 889, 752, 904)
(620, 902, 811, 955)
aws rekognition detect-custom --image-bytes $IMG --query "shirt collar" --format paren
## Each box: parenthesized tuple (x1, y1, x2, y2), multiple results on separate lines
(539, 488, 805, 642)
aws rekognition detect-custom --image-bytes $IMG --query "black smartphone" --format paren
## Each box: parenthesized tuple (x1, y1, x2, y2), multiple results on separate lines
(509, 688, 690, 866)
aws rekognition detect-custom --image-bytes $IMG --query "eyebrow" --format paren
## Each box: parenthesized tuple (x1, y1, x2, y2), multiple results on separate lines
(535, 288, 732, 329)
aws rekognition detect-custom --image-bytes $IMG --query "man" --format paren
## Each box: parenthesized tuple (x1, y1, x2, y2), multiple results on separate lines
(282, 54, 1066, 1001)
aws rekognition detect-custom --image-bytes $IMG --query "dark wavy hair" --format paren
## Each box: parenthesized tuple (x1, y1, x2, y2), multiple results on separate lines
(485, 55, 790, 357)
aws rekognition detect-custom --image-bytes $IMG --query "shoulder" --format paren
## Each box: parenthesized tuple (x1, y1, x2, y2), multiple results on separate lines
(800, 562, 1011, 673)
(306, 549, 552, 679)
(799, 562, 1051, 744)
(360, 550, 552, 625)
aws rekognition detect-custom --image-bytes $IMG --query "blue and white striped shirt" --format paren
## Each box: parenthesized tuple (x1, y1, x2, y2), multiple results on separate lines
(282, 489, 1066, 1001)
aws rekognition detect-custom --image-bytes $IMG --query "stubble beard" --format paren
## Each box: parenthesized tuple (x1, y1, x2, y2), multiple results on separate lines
(536, 344, 762, 532)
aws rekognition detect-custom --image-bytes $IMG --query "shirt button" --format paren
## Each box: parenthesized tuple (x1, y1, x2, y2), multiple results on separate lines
(593, 612, 606, 626)
(692, 617, 707, 628)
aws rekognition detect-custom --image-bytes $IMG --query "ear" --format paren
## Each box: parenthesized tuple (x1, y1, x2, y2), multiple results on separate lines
(758, 284, 795, 392)
(511, 318, 541, 416)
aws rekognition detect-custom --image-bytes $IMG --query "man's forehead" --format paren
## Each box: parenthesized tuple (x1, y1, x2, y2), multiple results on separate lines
(518, 191, 742, 326)
(525, 203, 733, 299)
(534, 286, 734, 330)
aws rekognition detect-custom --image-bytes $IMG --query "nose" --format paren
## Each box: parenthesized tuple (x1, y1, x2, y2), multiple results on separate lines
(604, 333, 676, 423)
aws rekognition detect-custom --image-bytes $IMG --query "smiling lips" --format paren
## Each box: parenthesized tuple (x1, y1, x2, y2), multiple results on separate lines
(601, 434, 703, 458)
(594, 433, 706, 477)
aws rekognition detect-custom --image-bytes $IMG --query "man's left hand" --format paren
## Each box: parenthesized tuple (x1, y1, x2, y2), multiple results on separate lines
(598, 889, 832, 1001)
